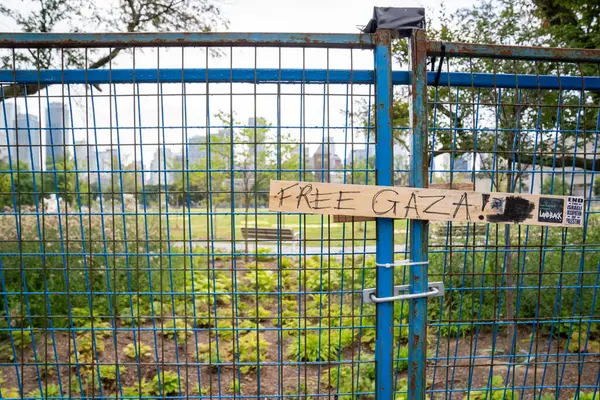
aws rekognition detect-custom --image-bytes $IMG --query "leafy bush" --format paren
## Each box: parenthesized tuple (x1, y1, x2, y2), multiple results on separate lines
(0, 388, 21, 399)
(321, 358, 376, 399)
(287, 332, 340, 362)
(26, 384, 62, 399)
(161, 319, 193, 342)
(229, 379, 243, 394)
(98, 364, 126, 387)
(123, 378, 152, 397)
(236, 332, 269, 374)
(463, 376, 519, 400)
(152, 370, 180, 396)
(123, 341, 152, 359)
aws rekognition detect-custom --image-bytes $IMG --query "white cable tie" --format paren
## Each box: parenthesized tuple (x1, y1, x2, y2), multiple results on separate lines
(375, 260, 429, 268)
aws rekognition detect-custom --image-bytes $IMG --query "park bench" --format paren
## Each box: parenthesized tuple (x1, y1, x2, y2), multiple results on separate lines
(432, 223, 489, 242)
(241, 227, 296, 242)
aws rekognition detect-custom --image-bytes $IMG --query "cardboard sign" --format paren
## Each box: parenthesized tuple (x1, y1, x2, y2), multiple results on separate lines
(268, 180, 584, 228)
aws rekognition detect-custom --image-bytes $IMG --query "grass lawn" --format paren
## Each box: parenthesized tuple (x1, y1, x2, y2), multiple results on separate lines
(154, 207, 409, 246)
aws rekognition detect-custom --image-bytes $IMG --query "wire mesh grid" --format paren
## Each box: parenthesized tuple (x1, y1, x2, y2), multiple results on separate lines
(420, 53, 600, 399)
(0, 40, 403, 400)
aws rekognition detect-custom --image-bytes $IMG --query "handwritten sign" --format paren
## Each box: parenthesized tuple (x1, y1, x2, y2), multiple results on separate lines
(269, 180, 584, 228)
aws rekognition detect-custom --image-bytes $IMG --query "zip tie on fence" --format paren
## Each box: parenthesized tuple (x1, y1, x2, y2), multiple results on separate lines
(375, 260, 429, 268)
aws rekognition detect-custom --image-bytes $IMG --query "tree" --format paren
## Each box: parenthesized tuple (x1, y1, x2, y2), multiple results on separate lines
(375, 0, 600, 353)
(0, 0, 227, 102)
(217, 113, 299, 257)
(0, 160, 37, 209)
(42, 158, 77, 205)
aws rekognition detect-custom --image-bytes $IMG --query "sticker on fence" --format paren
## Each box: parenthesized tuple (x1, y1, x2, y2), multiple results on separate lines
(268, 180, 584, 227)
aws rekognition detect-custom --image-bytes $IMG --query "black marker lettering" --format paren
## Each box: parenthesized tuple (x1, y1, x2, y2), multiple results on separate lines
(404, 192, 420, 218)
(420, 195, 450, 215)
(452, 192, 470, 219)
(335, 191, 359, 210)
(296, 184, 313, 209)
(372, 189, 400, 215)
(278, 182, 299, 207)
(311, 189, 334, 210)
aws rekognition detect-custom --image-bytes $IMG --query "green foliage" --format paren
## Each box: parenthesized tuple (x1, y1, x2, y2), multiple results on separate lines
(0, 160, 38, 209)
(0, 328, 33, 360)
(98, 365, 126, 386)
(195, 341, 232, 366)
(463, 376, 519, 400)
(0, 388, 22, 399)
(123, 341, 152, 359)
(236, 332, 269, 374)
(152, 370, 180, 396)
(541, 178, 570, 196)
(122, 378, 153, 397)
(161, 319, 193, 342)
(26, 384, 62, 399)
(229, 379, 243, 394)
(287, 331, 342, 362)
(571, 392, 597, 400)
(321, 358, 376, 399)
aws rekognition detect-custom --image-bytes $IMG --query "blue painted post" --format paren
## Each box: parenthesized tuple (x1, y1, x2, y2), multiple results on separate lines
(408, 29, 429, 400)
(374, 29, 395, 400)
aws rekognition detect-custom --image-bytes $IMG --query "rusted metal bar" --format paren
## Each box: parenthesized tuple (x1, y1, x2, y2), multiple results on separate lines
(0, 32, 374, 49)
(427, 41, 600, 63)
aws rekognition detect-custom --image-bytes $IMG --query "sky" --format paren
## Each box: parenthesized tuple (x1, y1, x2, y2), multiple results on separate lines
(1, 0, 476, 167)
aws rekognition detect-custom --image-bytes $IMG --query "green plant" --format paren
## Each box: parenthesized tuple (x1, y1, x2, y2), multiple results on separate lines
(395, 378, 408, 400)
(287, 331, 340, 362)
(229, 379, 243, 394)
(397, 345, 409, 373)
(26, 384, 62, 399)
(98, 365, 126, 386)
(195, 341, 232, 365)
(236, 332, 269, 374)
(321, 358, 376, 399)
(571, 393, 597, 400)
(123, 341, 152, 359)
(123, 378, 153, 397)
(256, 247, 274, 261)
(152, 370, 180, 396)
(0, 388, 21, 399)
(463, 376, 519, 400)
(161, 319, 193, 342)
(0, 328, 33, 360)
(193, 384, 209, 395)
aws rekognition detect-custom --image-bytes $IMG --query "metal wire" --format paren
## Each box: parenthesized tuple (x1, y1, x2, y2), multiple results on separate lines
(0, 32, 598, 400)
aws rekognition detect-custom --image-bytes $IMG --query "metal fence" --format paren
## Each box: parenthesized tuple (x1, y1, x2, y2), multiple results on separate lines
(0, 27, 598, 400)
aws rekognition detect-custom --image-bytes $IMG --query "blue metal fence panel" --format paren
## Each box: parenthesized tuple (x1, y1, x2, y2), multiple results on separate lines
(0, 30, 599, 400)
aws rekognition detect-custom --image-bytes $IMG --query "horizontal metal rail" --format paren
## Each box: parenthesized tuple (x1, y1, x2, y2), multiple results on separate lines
(0, 32, 374, 49)
(3, 68, 600, 90)
(428, 40, 600, 63)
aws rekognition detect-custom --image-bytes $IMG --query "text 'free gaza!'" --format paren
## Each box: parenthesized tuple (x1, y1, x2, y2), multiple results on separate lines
(268, 180, 584, 228)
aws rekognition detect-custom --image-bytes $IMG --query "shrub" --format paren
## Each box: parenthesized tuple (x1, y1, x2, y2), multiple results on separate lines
(287, 332, 340, 362)
(236, 332, 269, 374)
(123, 341, 152, 359)
(26, 384, 62, 399)
(122, 378, 152, 397)
(98, 365, 126, 387)
(152, 370, 180, 396)
(321, 358, 376, 399)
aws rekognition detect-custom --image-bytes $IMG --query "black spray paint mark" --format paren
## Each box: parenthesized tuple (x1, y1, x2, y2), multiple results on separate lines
(486, 196, 535, 223)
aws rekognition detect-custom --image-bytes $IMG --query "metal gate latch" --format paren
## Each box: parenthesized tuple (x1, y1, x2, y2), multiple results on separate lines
(362, 282, 445, 304)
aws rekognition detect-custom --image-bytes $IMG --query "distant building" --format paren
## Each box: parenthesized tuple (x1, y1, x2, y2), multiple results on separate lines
(13, 114, 42, 171)
(45, 102, 71, 167)
(0, 103, 15, 162)
(312, 142, 343, 183)
(147, 147, 183, 186)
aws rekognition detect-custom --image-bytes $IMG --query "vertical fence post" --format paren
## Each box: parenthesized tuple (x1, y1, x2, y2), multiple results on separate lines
(374, 29, 395, 400)
(408, 29, 429, 400)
